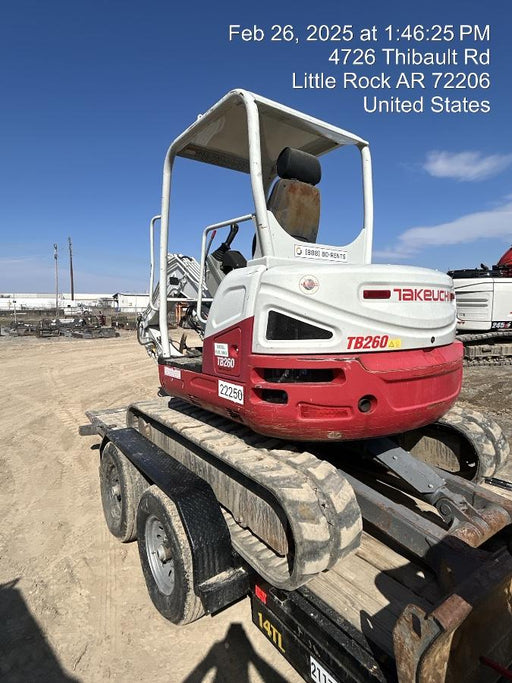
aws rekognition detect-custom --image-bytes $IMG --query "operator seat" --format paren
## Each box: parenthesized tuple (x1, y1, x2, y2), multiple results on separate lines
(267, 147, 321, 243)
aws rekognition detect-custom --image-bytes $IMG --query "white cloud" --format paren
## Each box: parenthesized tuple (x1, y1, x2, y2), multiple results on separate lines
(375, 196, 512, 260)
(423, 151, 512, 182)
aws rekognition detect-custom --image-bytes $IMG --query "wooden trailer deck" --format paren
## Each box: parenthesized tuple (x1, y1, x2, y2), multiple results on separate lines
(307, 532, 442, 659)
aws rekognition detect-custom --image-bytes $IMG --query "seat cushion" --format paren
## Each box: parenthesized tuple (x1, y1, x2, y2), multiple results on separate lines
(267, 179, 320, 242)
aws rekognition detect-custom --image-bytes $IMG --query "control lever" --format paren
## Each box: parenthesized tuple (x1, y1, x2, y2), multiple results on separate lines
(211, 223, 239, 262)
(224, 223, 239, 247)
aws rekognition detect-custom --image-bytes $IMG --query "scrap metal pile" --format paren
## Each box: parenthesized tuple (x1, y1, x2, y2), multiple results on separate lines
(4, 316, 118, 339)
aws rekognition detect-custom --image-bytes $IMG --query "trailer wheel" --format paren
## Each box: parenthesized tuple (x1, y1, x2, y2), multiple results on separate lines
(136, 486, 205, 625)
(99, 441, 149, 542)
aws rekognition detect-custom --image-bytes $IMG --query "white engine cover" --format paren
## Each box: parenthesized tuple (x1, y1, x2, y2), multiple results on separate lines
(206, 259, 456, 354)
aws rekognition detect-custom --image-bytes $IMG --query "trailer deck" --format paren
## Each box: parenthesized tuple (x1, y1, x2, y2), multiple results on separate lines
(250, 530, 442, 683)
(254, 529, 512, 682)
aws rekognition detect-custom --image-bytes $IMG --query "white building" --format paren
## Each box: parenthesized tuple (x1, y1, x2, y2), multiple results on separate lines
(112, 293, 149, 313)
(0, 292, 149, 315)
(0, 292, 115, 312)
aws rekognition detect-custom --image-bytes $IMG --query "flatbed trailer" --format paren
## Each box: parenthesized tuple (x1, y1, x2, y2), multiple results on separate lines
(80, 400, 512, 682)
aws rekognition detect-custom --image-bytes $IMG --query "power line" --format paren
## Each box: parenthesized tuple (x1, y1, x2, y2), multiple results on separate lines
(54, 243, 58, 318)
(68, 237, 74, 301)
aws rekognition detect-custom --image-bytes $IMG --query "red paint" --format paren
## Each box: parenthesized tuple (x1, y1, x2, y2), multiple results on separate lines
(159, 317, 463, 442)
(203, 325, 244, 379)
(480, 656, 512, 680)
(498, 246, 512, 276)
(498, 246, 512, 268)
(393, 288, 453, 302)
(363, 289, 391, 299)
(254, 584, 267, 604)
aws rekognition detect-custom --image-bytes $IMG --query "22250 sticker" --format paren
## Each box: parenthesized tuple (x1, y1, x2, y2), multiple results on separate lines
(218, 380, 244, 405)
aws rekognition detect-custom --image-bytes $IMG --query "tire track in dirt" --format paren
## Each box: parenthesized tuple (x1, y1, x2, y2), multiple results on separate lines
(99, 523, 120, 670)
(0, 333, 304, 682)
(38, 335, 156, 677)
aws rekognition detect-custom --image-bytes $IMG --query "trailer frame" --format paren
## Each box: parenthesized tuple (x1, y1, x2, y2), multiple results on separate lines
(80, 404, 512, 682)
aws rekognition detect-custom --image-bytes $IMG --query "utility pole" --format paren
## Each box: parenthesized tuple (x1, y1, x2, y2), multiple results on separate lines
(68, 236, 74, 301)
(54, 243, 59, 319)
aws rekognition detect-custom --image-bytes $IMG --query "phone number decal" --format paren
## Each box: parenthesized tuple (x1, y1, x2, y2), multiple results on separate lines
(295, 245, 348, 262)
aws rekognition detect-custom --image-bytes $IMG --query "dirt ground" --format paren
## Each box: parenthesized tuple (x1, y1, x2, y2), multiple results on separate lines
(1, 331, 511, 683)
(0, 332, 302, 683)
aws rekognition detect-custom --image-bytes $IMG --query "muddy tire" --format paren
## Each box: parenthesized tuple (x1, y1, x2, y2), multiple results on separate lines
(99, 441, 149, 542)
(136, 486, 205, 625)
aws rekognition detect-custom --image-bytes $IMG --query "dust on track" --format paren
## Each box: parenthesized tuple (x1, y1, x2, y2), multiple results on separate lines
(458, 365, 512, 478)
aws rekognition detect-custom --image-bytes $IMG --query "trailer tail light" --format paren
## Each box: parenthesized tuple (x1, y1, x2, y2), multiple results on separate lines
(254, 584, 267, 604)
(363, 289, 391, 300)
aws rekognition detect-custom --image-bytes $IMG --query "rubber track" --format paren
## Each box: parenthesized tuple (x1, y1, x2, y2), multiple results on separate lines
(459, 331, 512, 365)
(436, 404, 510, 479)
(126, 398, 362, 590)
(458, 331, 512, 342)
(464, 356, 512, 367)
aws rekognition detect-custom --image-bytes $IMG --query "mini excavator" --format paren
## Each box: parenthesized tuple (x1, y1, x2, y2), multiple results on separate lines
(138, 91, 463, 442)
(83, 91, 512, 682)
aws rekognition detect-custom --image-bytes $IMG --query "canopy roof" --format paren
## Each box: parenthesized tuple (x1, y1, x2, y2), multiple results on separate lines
(173, 89, 368, 174)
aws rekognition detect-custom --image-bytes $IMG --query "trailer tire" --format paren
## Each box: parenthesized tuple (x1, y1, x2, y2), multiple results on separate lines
(136, 486, 205, 625)
(99, 441, 149, 542)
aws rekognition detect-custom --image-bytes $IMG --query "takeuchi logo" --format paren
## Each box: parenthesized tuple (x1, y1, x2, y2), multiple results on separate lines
(393, 288, 454, 302)
(300, 275, 319, 294)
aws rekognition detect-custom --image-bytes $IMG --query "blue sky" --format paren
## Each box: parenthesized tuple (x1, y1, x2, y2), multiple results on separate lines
(1, 0, 511, 293)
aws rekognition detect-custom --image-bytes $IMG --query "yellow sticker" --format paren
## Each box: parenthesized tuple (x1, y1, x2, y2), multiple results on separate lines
(387, 338, 402, 349)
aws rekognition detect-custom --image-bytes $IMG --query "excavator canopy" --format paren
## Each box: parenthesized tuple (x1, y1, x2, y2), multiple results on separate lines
(173, 89, 368, 175)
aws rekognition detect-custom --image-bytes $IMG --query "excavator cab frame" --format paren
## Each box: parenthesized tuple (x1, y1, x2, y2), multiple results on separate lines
(155, 88, 374, 359)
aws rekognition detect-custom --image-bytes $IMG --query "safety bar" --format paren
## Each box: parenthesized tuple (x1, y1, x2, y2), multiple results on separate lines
(148, 215, 161, 312)
(196, 214, 254, 324)
(165, 297, 213, 302)
(157, 90, 374, 358)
